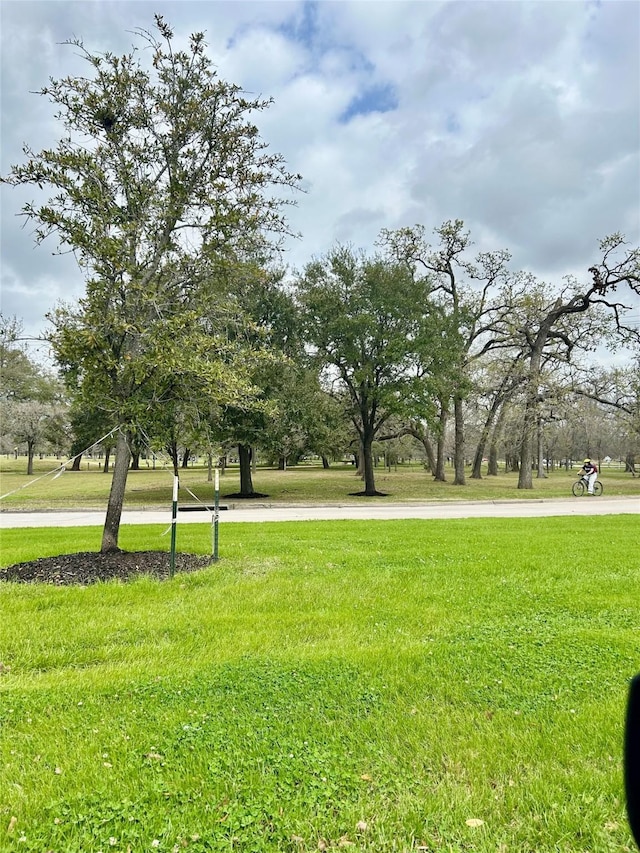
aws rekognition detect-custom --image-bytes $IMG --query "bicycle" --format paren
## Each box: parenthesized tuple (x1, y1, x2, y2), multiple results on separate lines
(571, 476, 603, 497)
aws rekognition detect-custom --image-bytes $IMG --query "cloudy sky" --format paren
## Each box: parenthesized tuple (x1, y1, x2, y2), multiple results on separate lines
(1, 0, 639, 346)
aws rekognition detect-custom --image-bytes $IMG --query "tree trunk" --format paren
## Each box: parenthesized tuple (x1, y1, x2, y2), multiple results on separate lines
(421, 433, 436, 473)
(27, 440, 35, 475)
(434, 407, 448, 481)
(487, 443, 499, 476)
(101, 430, 131, 553)
(181, 449, 190, 469)
(238, 443, 255, 496)
(487, 402, 508, 476)
(625, 452, 636, 475)
(518, 345, 544, 489)
(536, 415, 547, 478)
(471, 397, 504, 479)
(207, 452, 213, 482)
(361, 433, 378, 495)
(167, 440, 179, 477)
(71, 453, 82, 471)
(471, 437, 487, 479)
(130, 451, 140, 470)
(355, 444, 364, 478)
(505, 452, 520, 473)
(404, 423, 437, 473)
(321, 454, 330, 469)
(453, 395, 465, 485)
(103, 447, 111, 473)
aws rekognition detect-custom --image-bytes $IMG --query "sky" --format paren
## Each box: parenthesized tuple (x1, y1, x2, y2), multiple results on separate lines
(1, 0, 639, 351)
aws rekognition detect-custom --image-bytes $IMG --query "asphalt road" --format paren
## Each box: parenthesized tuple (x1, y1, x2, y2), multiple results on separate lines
(1, 496, 638, 528)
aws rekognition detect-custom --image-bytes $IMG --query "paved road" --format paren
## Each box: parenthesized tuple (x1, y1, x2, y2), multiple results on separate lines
(1, 496, 638, 528)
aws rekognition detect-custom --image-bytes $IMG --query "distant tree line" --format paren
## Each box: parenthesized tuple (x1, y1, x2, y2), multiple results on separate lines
(1, 16, 638, 551)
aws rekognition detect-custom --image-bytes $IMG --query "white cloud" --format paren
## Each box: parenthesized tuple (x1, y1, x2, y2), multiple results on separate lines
(1, 0, 638, 338)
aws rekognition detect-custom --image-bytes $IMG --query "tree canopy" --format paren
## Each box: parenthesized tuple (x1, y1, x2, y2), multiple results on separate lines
(296, 246, 450, 495)
(2, 16, 301, 549)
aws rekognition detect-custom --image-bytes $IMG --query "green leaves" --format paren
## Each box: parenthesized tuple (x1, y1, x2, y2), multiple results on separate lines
(2, 16, 304, 546)
(295, 247, 448, 492)
(297, 247, 442, 420)
(5, 13, 303, 397)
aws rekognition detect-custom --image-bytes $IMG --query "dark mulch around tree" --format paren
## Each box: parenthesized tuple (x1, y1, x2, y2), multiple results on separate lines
(223, 492, 269, 499)
(348, 491, 389, 497)
(0, 551, 213, 586)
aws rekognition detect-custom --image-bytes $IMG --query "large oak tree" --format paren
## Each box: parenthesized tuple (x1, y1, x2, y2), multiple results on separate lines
(379, 220, 514, 485)
(2, 16, 301, 550)
(510, 235, 639, 488)
(296, 247, 447, 496)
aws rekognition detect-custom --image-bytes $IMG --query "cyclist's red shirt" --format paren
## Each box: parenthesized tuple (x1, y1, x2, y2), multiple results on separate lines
(583, 463, 598, 475)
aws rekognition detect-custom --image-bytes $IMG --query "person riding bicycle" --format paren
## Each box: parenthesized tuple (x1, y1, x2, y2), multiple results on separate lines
(581, 458, 598, 495)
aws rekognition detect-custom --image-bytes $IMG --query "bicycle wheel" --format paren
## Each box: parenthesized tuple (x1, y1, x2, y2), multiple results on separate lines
(572, 480, 585, 497)
(593, 481, 603, 496)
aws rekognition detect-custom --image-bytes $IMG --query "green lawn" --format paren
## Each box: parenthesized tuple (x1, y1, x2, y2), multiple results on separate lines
(0, 516, 637, 851)
(1, 456, 639, 509)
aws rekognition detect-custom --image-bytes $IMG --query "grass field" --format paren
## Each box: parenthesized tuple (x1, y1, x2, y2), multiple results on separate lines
(1, 456, 639, 510)
(0, 515, 638, 851)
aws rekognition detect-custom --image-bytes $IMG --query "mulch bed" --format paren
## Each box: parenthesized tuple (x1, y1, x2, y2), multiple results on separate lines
(0, 551, 212, 586)
(223, 492, 269, 499)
